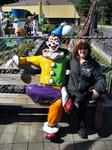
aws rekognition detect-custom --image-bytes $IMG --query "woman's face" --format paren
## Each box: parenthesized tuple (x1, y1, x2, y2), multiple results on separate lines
(77, 45, 88, 59)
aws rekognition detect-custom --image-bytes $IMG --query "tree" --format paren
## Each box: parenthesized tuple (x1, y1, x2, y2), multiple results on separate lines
(74, 0, 112, 25)
(97, 0, 112, 25)
(75, 0, 91, 18)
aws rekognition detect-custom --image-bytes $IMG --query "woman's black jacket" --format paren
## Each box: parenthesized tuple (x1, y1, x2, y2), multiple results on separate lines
(67, 53, 106, 98)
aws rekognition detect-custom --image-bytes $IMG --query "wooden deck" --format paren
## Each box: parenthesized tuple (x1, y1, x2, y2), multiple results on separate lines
(0, 107, 112, 150)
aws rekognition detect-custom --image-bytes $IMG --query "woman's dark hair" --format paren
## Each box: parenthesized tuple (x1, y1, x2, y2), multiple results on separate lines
(73, 39, 91, 60)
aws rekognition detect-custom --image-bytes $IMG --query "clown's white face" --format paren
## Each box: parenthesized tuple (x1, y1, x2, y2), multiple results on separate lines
(46, 35, 60, 52)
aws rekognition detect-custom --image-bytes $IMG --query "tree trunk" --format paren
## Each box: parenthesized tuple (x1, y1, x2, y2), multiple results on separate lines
(79, 0, 100, 36)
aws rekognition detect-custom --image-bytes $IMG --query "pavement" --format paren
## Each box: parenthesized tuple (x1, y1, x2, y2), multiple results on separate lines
(0, 107, 112, 150)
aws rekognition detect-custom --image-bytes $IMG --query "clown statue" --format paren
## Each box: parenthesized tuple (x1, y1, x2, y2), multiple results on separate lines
(12, 9, 27, 37)
(5, 22, 73, 139)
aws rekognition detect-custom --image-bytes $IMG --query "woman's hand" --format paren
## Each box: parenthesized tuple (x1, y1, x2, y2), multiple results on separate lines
(91, 89, 100, 99)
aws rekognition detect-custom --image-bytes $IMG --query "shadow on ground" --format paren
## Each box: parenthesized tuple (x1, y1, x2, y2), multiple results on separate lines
(0, 106, 112, 143)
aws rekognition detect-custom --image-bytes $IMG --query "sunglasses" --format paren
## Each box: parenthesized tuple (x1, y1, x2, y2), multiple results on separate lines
(78, 45, 87, 50)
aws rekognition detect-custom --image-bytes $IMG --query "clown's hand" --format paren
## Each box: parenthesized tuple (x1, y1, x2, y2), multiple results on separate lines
(5, 55, 19, 69)
(61, 86, 69, 107)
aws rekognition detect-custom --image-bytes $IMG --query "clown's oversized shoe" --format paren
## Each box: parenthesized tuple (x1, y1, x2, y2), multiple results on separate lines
(45, 133, 57, 139)
(43, 122, 59, 139)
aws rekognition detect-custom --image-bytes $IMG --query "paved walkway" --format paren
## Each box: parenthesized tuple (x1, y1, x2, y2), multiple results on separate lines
(0, 107, 112, 150)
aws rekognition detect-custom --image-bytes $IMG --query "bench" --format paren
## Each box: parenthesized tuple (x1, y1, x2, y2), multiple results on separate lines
(0, 64, 109, 129)
(0, 64, 44, 107)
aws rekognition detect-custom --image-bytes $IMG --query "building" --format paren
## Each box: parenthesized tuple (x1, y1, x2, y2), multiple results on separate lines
(2, 0, 80, 25)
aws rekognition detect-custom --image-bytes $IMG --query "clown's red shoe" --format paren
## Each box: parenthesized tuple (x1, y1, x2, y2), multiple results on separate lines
(45, 133, 56, 139)
(43, 122, 59, 139)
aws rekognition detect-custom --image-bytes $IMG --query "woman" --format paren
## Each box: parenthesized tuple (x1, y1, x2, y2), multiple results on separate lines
(68, 39, 106, 139)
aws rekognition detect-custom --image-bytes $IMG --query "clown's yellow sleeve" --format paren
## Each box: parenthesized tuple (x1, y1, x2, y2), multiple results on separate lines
(19, 55, 42, 67)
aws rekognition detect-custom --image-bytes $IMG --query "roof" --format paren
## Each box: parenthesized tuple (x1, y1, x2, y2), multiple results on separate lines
(2, 0, 80, 19)
(3, 0, 75, 6)
(44, 5, 79, 18)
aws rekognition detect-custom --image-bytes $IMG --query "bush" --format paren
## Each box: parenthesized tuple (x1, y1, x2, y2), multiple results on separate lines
(0, 39, 35, 65)
(72, 31, 78, 36)
(40, 24, 56, 34)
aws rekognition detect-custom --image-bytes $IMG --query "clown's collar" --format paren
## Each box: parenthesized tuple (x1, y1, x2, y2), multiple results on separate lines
(42, 48, 64, 60)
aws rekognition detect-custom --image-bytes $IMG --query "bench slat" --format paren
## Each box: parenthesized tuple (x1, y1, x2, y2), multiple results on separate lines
(0, 74, 40, 85)
(0, 93, 35, 104)
(0, 93, 48, 108)
(0, 93, 111, 107)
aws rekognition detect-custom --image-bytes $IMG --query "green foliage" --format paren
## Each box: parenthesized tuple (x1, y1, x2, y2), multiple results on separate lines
(97, 0, 112, 25)
(72, 31, 78, 36)
(91, 48, 110, 66)
(40, 24, 56, 34)
(0, 40, 35, 65)
(105, 69, 112, 93)
(75, 0, 91, 17)
(74, 0, 112, 25)
(91, 48, 112, 93)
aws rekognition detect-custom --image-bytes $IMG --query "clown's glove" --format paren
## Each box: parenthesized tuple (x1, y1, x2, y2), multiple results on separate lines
(61, 86, 69, 107)
(5, 55, 19, 69)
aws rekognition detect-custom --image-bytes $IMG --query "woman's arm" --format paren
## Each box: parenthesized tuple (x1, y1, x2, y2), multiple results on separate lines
(92, 63, 106, 98)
